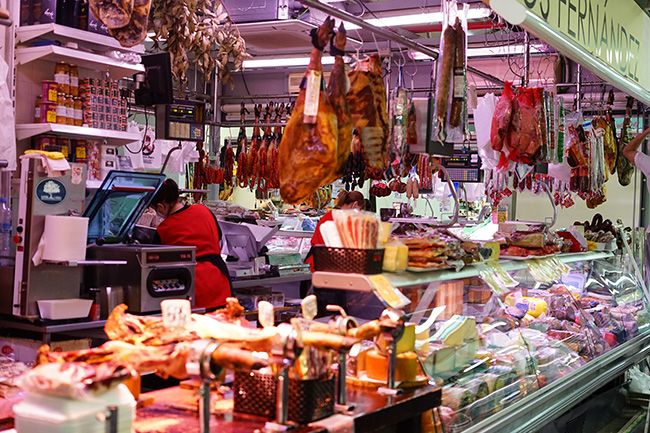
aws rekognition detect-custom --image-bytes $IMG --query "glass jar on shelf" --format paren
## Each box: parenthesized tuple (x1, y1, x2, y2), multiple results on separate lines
(54, 62, 70, 95)
(56, 92, 67, 125)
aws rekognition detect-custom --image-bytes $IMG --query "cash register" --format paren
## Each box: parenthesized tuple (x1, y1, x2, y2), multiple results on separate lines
(84, 171, 196, 314)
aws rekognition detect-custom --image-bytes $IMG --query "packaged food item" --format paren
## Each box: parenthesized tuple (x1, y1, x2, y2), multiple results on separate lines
(69, 64, 79, 96)
(74, 140, 88, 162)
(41, 80, 58, 103)
(73, 97, 83, 126)
(56, 92, 67, 124)
(34, 135, 58, 152)
(34, 96, 42, 123)
(54, 62, 70, 95)
(57, 137, 71, 159)
(39, 101, 57, 123)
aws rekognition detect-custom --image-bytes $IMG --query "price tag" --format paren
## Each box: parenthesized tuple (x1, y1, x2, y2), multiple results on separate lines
(303, 70, 321, 122)
(301, 295, 318, 320)
(367, 275, 411, 309)
(258, 301, 274, 328)
(161, 299, 191, 330)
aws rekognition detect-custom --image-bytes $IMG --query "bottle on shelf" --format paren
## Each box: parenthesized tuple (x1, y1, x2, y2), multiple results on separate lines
(0, 197, 11, 266)
(34, 96, 41, 123)
(56, 92, 67, 125)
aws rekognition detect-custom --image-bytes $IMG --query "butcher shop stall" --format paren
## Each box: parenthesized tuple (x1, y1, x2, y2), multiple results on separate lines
(2, 0, 650, 432)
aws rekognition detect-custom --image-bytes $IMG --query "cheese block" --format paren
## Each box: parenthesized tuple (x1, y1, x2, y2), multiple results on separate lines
(431, 315, 477, 346)
(382, 242, 409, 272)
(423, 344, 455, 376)
(505, 295, 548, 318)
(376, 322, 416, 354)
(366, 349, 418, 382)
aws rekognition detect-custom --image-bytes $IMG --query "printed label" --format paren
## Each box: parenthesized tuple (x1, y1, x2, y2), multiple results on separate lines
(36, 179, 67, 204)
(303, 70, 321, 121)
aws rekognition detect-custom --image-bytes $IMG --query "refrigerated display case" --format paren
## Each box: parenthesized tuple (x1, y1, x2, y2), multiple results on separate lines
(313, 250, 650, 432)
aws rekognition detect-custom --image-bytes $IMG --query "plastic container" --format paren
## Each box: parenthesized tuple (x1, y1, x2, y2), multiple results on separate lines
(37, 299, 93, 320)
(14, 384, 135, 433)
(312, 246, 385, 274)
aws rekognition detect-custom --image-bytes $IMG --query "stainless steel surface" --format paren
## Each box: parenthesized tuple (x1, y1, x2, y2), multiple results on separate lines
(231, 273, 312, 289)
(86, 244, 196, 313)
(185, 340, 222, 433)
(464, 331, 650, 433)
(9, 158, 87, 317)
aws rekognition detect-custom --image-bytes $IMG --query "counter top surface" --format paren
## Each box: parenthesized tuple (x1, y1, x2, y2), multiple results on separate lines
(135, 384, 440, 433)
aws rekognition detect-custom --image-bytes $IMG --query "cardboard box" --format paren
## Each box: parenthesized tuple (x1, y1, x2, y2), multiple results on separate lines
(0, 337, 91, 363)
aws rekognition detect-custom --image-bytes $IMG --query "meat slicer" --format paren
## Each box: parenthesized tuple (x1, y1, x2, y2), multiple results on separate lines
(84, 171, 197, 314)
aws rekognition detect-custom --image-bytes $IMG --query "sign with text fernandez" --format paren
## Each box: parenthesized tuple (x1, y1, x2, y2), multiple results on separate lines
(486, 0, 650, 106)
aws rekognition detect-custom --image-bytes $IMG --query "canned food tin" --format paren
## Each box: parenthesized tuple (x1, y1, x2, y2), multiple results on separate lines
(40, 102, 57, 123)
(41, 80, 58, 103)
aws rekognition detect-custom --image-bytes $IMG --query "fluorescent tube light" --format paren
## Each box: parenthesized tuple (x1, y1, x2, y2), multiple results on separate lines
(409, 44, 545, 60)
(337, 7, 492, 30)
(243, 56, 343, 69)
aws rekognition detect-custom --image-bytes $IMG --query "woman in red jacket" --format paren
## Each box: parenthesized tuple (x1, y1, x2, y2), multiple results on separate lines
(151, 179, 232, 310)
(305, 190, 365, 271)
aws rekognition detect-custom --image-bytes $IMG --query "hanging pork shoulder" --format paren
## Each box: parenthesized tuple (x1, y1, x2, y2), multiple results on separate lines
(90, 0, 134, 29)
(326, 23, 352, 183)
(279, 18, 339, 204)
(108, 0, 151, 48)
(348, 54, 389, 179)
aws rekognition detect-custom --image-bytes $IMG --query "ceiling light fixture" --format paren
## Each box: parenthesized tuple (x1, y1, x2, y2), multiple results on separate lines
(338, 7, 492, 30)
(243, 55, 349, 69)
(408, 43, 546, 60)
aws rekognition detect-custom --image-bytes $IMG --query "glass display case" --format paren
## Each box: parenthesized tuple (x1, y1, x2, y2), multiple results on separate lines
(313, 250, 650, 433)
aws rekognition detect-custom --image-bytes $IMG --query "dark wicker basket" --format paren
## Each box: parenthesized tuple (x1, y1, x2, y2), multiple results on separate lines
(233, 371, 335, 424)
(312, 246, 384, 274)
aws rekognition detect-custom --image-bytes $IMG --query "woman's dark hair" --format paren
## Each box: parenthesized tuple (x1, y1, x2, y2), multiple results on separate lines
(335, 190, 365, 209)
(151, 179, 179, 206)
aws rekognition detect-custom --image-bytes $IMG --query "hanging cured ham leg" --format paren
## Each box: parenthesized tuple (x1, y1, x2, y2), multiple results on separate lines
(326, 23, 352, 182)
(279, 18, 339, 204)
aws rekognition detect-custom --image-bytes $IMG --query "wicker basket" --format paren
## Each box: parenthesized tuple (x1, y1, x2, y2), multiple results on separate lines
(233, 371, 335, 424)
(312, 246, 384, 274)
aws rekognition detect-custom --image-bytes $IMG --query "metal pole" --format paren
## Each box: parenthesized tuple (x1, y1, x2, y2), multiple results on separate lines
(576, 64, 582, 112)
(337, 351, 347, 406)
(209, 68, 221, 201)
(522, 32, 530, 87)
(199, 380, 211, 433)
(300, 0, 438, 60)
(300, 0, 506, 86)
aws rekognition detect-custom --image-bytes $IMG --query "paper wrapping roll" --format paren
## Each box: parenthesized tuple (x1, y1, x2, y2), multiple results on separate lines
(41, 215, 88, 262)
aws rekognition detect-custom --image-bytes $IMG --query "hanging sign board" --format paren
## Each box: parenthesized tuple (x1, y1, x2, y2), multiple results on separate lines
(487, 0, 650, 106)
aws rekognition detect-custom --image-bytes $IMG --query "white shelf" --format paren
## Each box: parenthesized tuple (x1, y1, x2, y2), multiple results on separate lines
(16, 24, 145, 54)
(312, 251, 613, 290)
(16, 45, 143, 78)
(16, 123, 141, 146)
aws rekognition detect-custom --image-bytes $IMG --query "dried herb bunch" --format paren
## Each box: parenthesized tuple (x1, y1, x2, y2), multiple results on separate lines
(149, 0, 249, 82)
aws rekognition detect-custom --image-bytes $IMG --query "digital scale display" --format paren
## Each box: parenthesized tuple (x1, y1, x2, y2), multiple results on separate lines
(442, 150, 484, 183)
(156, 100, 205, 142)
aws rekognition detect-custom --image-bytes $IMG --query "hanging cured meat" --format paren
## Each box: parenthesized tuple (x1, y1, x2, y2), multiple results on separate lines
(348, 54, 389, 179)
(617, 97, 635, 186)
(90, 0, 134, 29)
(279, 18, 339, 204)
(223, 146, 235, 187)
(434, 23, 456, 140)
(326, 23, 352, 182)
(490, 81, 514, 152)
(108, 0, 151, 47)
